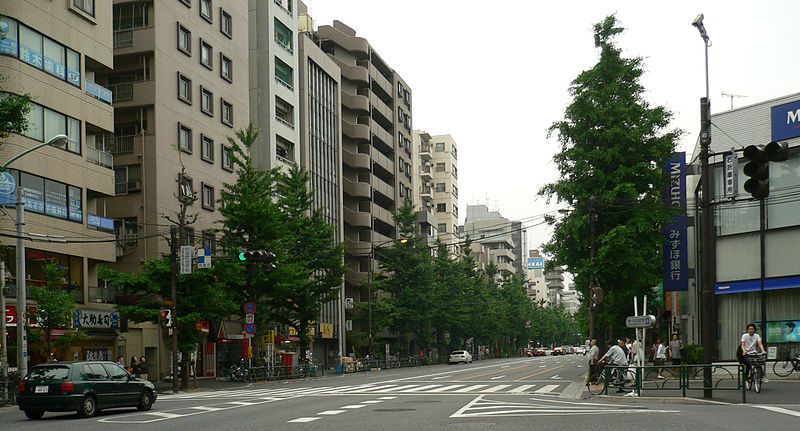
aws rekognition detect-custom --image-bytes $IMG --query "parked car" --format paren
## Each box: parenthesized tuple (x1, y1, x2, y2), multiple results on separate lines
(531, 348, 546, 357)
(17, 361, 157, 420)
(552, 347, 564, 356)
(448, 350, 473, 364)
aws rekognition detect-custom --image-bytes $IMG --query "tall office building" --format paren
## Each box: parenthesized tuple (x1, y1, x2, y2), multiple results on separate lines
(413, 131, 459, 246)
(315, 21, 414, 339)
(248, 0, 300, 170)
(95, 0, 250, 377)
(525, 250, 547, 303)
(0, 0, 117, 366)
(545, 267, 565, 307)
(462, 204, 519, 277)
(297, 3, 345, 366)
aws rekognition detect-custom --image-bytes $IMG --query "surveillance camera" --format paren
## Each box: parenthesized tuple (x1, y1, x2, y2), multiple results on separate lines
(692, 13, 704, 27)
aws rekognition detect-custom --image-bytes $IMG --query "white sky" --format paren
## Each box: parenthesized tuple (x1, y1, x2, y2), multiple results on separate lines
(306, 0, 800, 259)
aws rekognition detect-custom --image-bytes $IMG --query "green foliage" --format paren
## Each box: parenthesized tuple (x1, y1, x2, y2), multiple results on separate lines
(0, 76, 31, 143)
(539, 15, 681, 337)
(30, 261, 76, 355)
(684, 344, 704, 364)
(54, 330, 91, 349)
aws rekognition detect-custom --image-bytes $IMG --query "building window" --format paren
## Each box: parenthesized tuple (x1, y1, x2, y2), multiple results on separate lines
(201, 134, 214, 163)
(452, 166, 458, 178)
(435, 162, 445, 173)
(177, 72, 192, 104)
(436, 203, 447, 213)
(177, 23, 191, 56)
(435, 142, 445, 152)
(274, 58, 293, 89)
(435, 183, 445, 193)
(178, 123, 192, 153)
(222, 145, 234, 171)
(200, 0, 213, 23)
(201, 183, 214, 210)
(178, 174, 194, 203)
(220, 53, 232, 82)
(452, 185, 459, 198)
(178, 0, 191, 7)
(438, 223, 447, 233)
(200, 40, 212, 69)
(72, 0, 95, 16)
(221, 99, 233, 126)
(19, 26, 43, 69)
(4, 20, 81, 86)
(274, 18, 293, 53)
(452, 146, 457, 159)
(201, 87, 213, 116)
(220, 9, 233, 38)
(114, 165, 141, 195)
(202, 231, 217, 252)
(18, 100, 81, 154)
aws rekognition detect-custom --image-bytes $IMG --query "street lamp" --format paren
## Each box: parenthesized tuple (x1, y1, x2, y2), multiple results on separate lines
(1, 133, 69, 379)
(366, 237, 408, 356)
(692, 13, 715, 399)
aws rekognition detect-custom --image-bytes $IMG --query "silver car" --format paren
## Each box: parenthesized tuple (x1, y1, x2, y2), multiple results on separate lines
(448, 350, 473, 364)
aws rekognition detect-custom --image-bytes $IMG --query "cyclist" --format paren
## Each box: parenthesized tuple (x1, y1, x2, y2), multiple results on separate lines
(740, 323, 766, 382)
(598, 339, 629, 393)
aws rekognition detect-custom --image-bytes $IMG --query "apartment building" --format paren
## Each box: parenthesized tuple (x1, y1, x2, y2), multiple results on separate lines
(248, 0, 300, 170)
(315, 21, 414, 338)
(0, 0, 117, 367)
(95, 0, 250, 378)
(561, 286, 580, 315)
(413, 131, 459, 247)
(525, 250, 547, 304)
(297, 5, 345, 366)
(462, 204, 519, 277)
(545, 266, 565, 307)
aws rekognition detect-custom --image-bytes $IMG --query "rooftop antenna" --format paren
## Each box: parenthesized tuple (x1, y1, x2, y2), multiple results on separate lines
(721, 92, 747, 110)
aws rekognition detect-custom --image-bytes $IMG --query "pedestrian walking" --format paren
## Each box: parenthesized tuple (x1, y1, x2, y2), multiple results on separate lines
(116, 355, 126, 368)
(129, 355, 138, 375)
(668, 334, 683, 366)
(653, 338, 667, 379)
(630, 337, 642, 366)
(137, 356, 149, 381)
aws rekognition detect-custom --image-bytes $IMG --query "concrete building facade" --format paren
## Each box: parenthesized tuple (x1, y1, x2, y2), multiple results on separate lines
(94, 0, 250, 378)
(545, 267, 565, 307)
(1, 0, 117, 367)
(525, 250, 547, 304)
(248, 0, 300, 170)
(315, 20, 414, 342)
(413, 130, 459, 246)
(462, 204, 518, 277)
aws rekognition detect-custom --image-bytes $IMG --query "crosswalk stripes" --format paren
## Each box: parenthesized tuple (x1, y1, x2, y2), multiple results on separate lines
(158, 382, 568, 400)
(450, 394, 680, 418)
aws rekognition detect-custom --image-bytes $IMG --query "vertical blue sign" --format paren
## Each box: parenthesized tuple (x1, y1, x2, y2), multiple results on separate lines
(663, 152, 688, 292)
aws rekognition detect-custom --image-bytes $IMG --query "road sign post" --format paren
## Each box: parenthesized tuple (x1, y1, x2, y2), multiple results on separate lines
(625, 315, 656, 329)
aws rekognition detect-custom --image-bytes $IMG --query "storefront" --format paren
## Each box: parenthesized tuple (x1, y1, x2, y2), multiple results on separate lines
(70, 308, 120, 362)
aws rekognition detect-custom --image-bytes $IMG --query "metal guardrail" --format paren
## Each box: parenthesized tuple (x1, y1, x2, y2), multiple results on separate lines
(87, 146, 113, 169)
(109, 135, 135, 154)
(113, 30, 133, 48)
(108, 82, 134, 102)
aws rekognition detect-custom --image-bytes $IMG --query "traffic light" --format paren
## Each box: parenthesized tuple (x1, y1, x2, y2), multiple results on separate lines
(743, 141, 789, 200)
(238, 250, 277, 271)
(161, 309, 173, 328)
(589, 287, 603, 311)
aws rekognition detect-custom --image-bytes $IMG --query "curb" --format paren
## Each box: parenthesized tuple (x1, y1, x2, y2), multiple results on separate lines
(588, 394, 736, 405)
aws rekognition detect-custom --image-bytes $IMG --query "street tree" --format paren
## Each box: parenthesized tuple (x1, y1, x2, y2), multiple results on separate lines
(30, 261, 76, 359)
(540, 15, 681, 337)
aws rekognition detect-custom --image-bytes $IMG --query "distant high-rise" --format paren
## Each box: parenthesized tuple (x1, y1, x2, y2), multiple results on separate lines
(462, 205, 520, 277)
(525, 250, 548, 303)
(413, 131, 459, 247)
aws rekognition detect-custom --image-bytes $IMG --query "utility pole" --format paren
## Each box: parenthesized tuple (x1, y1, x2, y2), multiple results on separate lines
(588, 196, 597, 341)
(759, 198, 767, 342)
(170, 225, 179, 394)
(1, 261, 7, 402)
(15, 186, 28, 378)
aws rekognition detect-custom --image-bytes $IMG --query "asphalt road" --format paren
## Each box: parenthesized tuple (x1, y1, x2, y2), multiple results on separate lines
(2, 355, 799, 430)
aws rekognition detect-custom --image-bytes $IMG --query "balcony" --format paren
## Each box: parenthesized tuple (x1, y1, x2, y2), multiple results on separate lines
(372, 203, 395, 227)
(370, 118, 393, 148)
(87, 146, 113, 169)
(343, 207, 371, 228)
(370, 64, 393, 97)
(317, 25, 369, 57)
(275, 76, 293, 91)
(371, 149, 395, 173)
(342, 178, 370, 199)
(342, 149, 370, 170)
(115, 180, 142, 195)
(371, 175, 395, 200)
(419, 144, 432, 161)
(419, 186, 433, 202)
(345, 270, 368, 286)
(112, 26, 155, 54)
(108, 135, 135, 155)
(419, 165, 433, 180)
(88, 285, 119, 304)
(342, 92, 369, 114)
(108, 80, 154, 107)
(342, 120, 370, 142)
(345, 241, 371, 257)
(417, 209, 436, 227)
(370, 92, 393, 123)
(275, 114, 294, 130)
(274, 0, 293, 15)
(330, 56, 369, 85)
(85, 80, 113, 105)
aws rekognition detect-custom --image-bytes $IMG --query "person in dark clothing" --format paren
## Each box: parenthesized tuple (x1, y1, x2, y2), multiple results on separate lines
(618, 339, 629, 357)
(137, 356, 149, 381)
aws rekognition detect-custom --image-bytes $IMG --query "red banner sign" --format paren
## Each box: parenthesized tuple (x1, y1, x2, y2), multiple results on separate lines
(4, 306, 38, 327)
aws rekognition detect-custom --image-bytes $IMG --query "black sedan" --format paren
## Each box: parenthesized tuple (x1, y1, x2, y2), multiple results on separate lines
(17, 361, 157, 420)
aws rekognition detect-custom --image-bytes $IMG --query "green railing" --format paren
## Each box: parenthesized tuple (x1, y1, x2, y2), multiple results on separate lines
(592, 364, 747, 403)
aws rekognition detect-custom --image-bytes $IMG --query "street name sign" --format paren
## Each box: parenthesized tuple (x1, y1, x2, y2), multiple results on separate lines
(625, 315, 656, 328)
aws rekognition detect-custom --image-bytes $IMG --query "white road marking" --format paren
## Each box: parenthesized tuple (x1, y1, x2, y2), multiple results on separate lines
(188, 406, 223, 412)
(754, 406, 800, 418)
(501, 365, 511, 368)
(377, 396, 397, 400)
(144, 412, 182, 419)
(535, 385, 560, 394)
(373, 384, 419, 392)
(491, 375, 506, 380)
(341, 404, 367, 409)
(551, 375, 563, 380)
(451, 395, 679, 418)
(288, 417, 320, 423)
(453, 384, 489, 392)
(429, 385, 465, 392)
(361, 400, 383, 404)
(403, 384, 442, 392)
(432, 375, 451, 380)
(317, 410, 346, 415)
(508, 385, 536, 393)
(481, 385, 512, 393)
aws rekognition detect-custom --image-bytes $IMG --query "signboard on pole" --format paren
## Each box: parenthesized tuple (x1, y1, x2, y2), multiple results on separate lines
(244, 323, 256, 335)
(197, 247, 212, 269)
(0, 171, 16, 206)
(245, 313, 254, 324)
(625, 315, 656, 328)
(180, 245, 193, 274)
(527, 257, 545, 270)
(662, 152, 689, 292)
(723, 149, 738, 198)
(243, 302, 256, 314)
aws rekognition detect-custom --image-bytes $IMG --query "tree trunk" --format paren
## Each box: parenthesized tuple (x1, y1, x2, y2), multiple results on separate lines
(298, 322, 308, 361)
(180, 350, 189, 389)
(45, 329, 52, 361)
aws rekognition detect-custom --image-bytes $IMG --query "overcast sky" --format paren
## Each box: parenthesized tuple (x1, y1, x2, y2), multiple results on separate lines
(306, 0, 800, 257)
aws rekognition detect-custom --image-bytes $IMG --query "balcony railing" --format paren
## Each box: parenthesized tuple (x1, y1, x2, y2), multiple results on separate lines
(88, 285, 118, 304)
(85, 80, 113, 104)
(108, 135, 135, 154)
(87, 146, 113, 169)
(113, 30, 134, 48)
(115, 181, 141, 195)
(276, 154, 295, 166)
(275, 115, 295, 129)
(108, 82, 134, 102)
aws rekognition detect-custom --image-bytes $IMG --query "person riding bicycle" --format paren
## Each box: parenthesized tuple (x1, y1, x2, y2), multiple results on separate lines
(740, 323, 766, 381)
(598, 339, 629, 393)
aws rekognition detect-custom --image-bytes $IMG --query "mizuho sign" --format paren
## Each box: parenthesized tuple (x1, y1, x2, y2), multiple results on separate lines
(771, 99, 800, 141)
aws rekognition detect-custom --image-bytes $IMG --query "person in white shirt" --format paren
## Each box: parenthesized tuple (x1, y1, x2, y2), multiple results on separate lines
(740, 323, 766, 379)
(653, 338, 667, 379)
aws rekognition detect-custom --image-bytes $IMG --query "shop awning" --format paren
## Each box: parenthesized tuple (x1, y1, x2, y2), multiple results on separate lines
(217, 321, 243, 340)
(275, 335, 301, 343)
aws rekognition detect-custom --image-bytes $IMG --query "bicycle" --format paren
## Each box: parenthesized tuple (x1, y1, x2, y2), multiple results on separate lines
(587, 363, 634, 396)
(230, 359, 253, 383)
(772, 353, 800, 377)
(745, 352, 767, 393)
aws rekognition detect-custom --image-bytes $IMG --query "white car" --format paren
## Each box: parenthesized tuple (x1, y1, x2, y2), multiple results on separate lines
(448, 350, 473, 364)
(575, 346, 587, 355)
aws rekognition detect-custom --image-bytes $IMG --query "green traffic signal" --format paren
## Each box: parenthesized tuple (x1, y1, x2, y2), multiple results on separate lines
(238, 252, 246, 261)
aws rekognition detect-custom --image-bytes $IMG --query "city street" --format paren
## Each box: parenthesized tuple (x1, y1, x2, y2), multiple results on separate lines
(2, 356, 799, 430)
